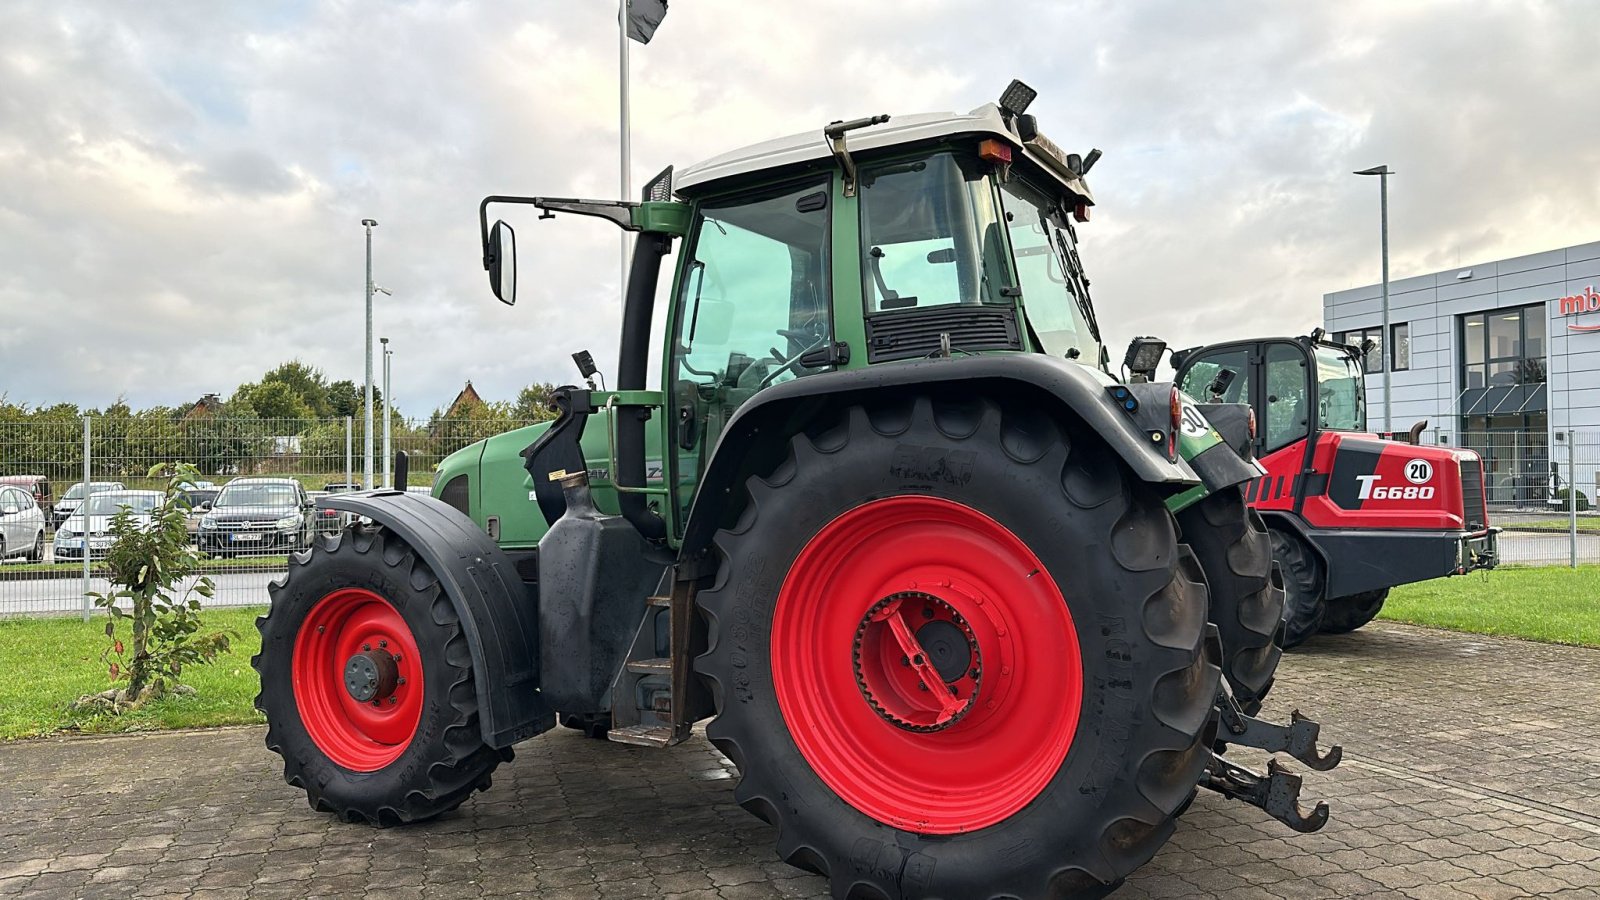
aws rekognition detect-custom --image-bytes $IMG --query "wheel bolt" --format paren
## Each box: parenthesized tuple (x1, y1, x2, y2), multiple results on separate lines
(393, 653, 402, 663)
(918, 681, 928, 691)
(362, 643, 371, 651)
(389, 697, 398, 705)
(397, 677, 406, 686)
(379, 639, 388, 648)
(921, 608, 934, 619)
(969, 668, 980, 678)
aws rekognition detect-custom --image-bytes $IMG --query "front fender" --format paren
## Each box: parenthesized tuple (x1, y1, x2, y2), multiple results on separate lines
(679, 354, 1202, 555)
(320, 490, 552, 748)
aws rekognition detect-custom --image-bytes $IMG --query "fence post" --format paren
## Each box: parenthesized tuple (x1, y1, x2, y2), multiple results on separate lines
(345, 416, 353, 489)
(1569, 430, 1578, 569)
(81, 415, 92, 622)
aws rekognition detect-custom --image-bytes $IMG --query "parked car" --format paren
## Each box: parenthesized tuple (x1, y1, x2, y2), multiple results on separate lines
(178, 487, 221, 543)
(306, 490, 348, 536)
(53, 490, 163, 561)
(0, 475, 54, 523)
(53, 481, 126, 529)
(197, 478, 313, 557)
(0, 484, 47, 562)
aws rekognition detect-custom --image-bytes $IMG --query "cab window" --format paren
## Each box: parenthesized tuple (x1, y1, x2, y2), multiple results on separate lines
(1178, 348, 1250, 404)
(997, 178, 1099, 361)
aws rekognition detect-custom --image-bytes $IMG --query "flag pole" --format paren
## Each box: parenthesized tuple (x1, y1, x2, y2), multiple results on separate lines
(619, 0, 631, 310)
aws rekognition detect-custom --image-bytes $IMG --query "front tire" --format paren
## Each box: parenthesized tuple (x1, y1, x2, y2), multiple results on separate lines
(27, 530, 44, 562)
(697, 396, 1219, 899)
(254, 526, 510, 825)
(1175, 489, 1283, 715)
(1321, 588, 1388, 634)
(1269, 528, 1325, 648)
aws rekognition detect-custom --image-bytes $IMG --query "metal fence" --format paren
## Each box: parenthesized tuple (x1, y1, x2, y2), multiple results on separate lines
(0, 416, 540, 618)
(4, 419, 1598, 617)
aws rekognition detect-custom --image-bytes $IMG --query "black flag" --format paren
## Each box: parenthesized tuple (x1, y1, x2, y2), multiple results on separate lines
(625, 0, 669, 44)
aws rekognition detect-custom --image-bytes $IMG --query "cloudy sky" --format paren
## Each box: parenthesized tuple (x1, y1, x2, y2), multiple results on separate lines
(2, 0, 1597, 417)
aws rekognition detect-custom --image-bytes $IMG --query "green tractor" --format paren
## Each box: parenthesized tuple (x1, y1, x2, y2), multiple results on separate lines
(254, 80, 1341, 898)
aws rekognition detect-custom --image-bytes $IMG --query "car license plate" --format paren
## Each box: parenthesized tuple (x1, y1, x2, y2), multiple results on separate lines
(231, 533, 263, 542)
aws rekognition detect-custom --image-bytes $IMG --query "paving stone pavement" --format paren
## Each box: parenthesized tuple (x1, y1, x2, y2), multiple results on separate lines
(2, 621, 1599, 899)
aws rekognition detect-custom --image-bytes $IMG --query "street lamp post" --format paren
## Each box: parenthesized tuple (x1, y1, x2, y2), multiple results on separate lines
(1354, 165, 1393, 436)
(362, 218, 377, 491)
(381, 337, 392, 489)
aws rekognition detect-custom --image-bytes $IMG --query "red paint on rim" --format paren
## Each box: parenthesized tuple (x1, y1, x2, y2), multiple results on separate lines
(771, 496, 1083, 834)
(292, 588, 424, 771)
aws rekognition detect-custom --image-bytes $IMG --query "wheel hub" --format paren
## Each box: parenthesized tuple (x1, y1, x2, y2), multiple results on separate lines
(853, 591, 982, 732)
(343, 650, 399, 703)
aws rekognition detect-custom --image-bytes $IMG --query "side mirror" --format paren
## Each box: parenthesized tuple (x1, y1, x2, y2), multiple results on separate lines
(487, 220, 517, 306)
(197, 501, 212, 512)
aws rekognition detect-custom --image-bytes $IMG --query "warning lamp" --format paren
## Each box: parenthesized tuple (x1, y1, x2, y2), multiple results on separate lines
(979, 139, 1012, 165)
(1168, 387, 1182, 461)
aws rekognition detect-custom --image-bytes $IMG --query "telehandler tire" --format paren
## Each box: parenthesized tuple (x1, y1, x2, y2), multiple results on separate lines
(697, 395, 1219, 900)
(1268, 528, 1325, 649)
(1175, 488, 1283, 715)
(254, 526, 510, 825)
(1320, 588, 1388, 634)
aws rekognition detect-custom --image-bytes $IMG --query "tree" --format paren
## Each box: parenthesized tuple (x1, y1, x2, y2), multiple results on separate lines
(514, 382, 563, 422)
(77, 464, 233, 711)
(262, 360, 332, 418)
(232, 381, 313, 432)
(326, 378, 383, 419)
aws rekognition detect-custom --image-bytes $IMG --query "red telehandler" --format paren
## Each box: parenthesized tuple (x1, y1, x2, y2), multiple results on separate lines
(1171, 331, 1498, 646)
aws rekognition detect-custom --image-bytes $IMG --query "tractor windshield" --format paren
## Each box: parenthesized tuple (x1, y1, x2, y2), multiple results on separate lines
(858, 152, 1012, 311)
(997, 177, 1100, 362)
(1314, 345, 1365, 431)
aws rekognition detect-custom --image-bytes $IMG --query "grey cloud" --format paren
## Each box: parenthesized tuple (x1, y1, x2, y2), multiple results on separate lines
(0, 0, 1597, 414)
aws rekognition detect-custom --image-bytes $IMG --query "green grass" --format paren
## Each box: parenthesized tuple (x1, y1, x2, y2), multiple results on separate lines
(1501, 517, 1600, 534)
(3, 555, 289, 574)
(1380, 566, 1600, 648)
(0, 606, 266, 740)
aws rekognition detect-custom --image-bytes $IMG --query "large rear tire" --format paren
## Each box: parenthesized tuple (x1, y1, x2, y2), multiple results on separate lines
(1268, 528, 1325, 649)
(1321, 588, 1388, 634)
(696, 396, 1219, 900)
(253, 526, 510, 825)
(1175, 488, 1283, 715)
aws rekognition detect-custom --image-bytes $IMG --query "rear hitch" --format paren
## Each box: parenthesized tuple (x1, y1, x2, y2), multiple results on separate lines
(1202, 754, 1330, 833)
(1215, 689, 1342, 771)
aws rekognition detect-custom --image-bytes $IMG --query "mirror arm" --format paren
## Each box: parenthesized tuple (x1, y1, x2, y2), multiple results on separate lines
(479, 195, 641, 265)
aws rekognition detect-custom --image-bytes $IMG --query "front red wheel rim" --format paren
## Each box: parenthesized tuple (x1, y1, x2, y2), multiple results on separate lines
(771, 496, 1083, 834)
(292, 588, 425, 771)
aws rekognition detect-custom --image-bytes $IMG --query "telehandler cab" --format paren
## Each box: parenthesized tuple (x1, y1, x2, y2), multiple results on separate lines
(254, 80, 1342, 899)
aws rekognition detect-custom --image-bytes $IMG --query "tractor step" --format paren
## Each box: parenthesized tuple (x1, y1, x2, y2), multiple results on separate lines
(606, 723, 688, 748)
(1214, 689, 1342, 771)
(1200, 753, 1330, 833)
(607, 568, 715, 749)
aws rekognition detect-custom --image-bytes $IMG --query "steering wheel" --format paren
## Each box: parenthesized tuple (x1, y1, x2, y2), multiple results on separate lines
(758, 335, 827, 388)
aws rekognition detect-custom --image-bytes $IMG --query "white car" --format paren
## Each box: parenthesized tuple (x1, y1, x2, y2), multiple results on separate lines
(0, 484, 47, 561)
(53, 480, 126, 530)
(53, 490, 163, 561)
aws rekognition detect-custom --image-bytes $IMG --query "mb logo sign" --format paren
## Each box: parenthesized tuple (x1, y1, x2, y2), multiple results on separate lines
(1559, 285, 1600, 331)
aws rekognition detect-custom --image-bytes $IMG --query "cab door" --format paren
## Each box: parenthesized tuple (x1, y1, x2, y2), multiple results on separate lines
(664, 178, 835, 530)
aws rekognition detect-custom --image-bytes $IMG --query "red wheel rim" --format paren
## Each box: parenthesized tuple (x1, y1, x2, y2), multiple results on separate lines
(292, 588, 424, 772)
(771, 496, 1082, 834)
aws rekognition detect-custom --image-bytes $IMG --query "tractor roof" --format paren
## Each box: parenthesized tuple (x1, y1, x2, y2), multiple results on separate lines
(676, 102, 1096, 205)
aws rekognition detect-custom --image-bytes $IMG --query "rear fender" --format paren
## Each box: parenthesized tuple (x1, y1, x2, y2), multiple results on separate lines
(319, 491, 552, 748)
(678, 354, 1203, 556)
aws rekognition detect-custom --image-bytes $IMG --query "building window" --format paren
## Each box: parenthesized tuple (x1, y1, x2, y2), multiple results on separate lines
(1391, 322, 1409, 371)
(1459, 305, 1546, 390)
(1334, 323, 1407, 373)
